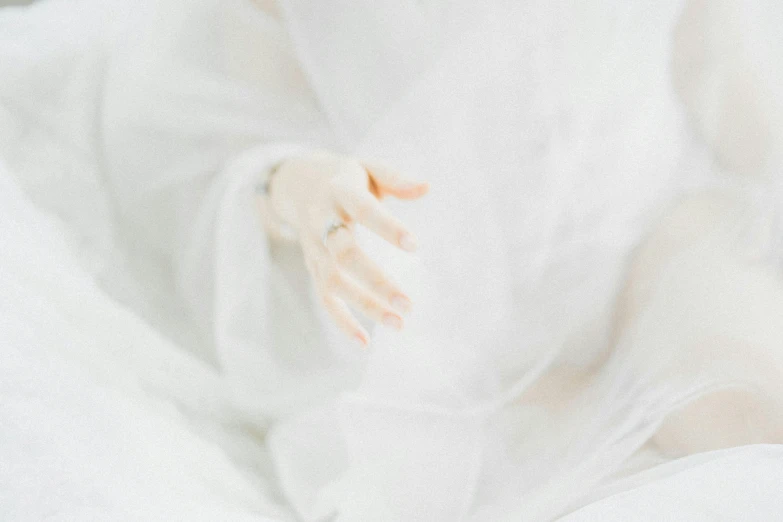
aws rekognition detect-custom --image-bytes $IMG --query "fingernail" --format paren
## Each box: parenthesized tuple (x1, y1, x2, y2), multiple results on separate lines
(400, 233, 418, 252)
(391, 295, 412, 314)
(382, 314, 403, 331)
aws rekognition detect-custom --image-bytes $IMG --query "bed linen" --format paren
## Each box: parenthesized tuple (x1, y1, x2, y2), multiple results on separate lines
(1, 0, 783, 520)
(3, 161, 782, 521)
(0, 163, 288, 521)
(560, 445, 783, 521)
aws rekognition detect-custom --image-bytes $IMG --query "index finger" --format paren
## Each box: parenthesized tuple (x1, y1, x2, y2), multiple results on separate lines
(339, 191, 418, 252)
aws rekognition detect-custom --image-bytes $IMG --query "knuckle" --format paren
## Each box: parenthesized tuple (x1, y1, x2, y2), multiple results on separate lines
(324, 268, 342, 289)
(361, 296, 381, 313)
(371, 274, 391, 292)
(336, 244, 358, 264)
(353, 201, 372, 221)
(387, 220, 404, 235)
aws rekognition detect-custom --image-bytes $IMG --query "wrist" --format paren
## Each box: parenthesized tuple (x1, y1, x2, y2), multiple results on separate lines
(266, 158, 300, 228)
(258, 159, 298, 240)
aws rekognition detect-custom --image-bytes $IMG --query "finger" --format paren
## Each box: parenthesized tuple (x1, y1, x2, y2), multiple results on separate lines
(327, 227, 411, 314)
(304, 247, 369, 347)
(328, 269, 404, 331)
(310, 239, 404, 332)
(362, 161, 429, 200)
(339, 190, 418, 252)
(320, 291, 370, 348)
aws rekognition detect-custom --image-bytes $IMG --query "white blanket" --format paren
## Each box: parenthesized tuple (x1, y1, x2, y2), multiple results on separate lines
(0, 163, 288, 521)
(3, 162, 783, 521)
(562, 445, 783, 521)
(2, 0, 783, 520)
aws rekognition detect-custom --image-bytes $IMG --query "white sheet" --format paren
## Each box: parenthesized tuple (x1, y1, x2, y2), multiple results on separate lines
(0, 164, 289, 521)
(561, 445, 783, 521)
(3, 159, 782, 521)
(1, 0, 783, 520)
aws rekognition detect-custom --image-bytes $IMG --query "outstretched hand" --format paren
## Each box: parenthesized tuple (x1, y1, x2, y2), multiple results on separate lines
(265, 152, 429, 346)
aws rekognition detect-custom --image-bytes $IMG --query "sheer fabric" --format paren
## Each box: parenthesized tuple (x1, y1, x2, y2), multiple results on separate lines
(1, 0, 782, 520)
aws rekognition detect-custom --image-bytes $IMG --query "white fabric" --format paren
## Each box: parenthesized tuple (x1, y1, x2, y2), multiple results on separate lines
(561, 445, 783, 521)
(0, 162, 287, 521)
(1, 0, 783, 521)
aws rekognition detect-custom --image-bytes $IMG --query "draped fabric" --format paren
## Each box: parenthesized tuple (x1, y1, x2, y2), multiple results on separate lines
(1, 0, 782, 520)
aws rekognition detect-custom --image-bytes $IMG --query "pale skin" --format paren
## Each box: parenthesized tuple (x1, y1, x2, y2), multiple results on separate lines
(264, 152, 429, 346)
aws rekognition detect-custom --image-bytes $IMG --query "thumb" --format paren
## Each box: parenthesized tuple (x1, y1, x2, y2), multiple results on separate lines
(362, 161, 430, 200)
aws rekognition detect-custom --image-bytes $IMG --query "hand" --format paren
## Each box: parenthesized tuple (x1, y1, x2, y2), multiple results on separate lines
(266, 151, 429, 346)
